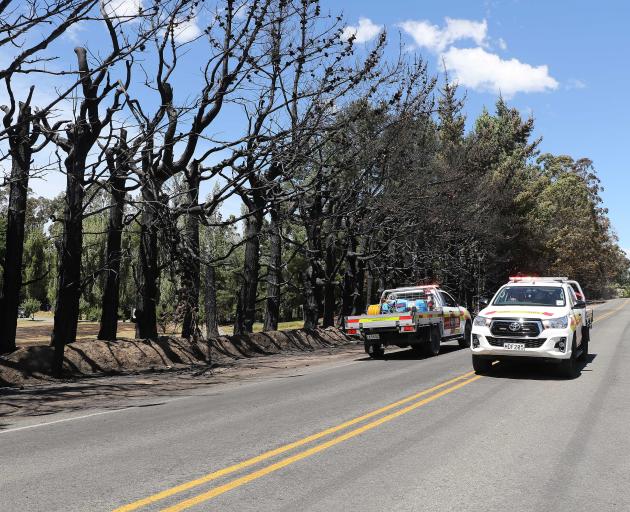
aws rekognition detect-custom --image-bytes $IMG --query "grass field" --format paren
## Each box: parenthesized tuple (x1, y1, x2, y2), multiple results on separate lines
(15, 313, 306, 346)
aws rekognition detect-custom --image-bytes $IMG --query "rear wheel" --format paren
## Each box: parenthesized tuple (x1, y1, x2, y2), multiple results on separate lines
(578, 327, 590, 362)
(365, 341, 384, 359)
(472, 355, 493, 374)
(458, 322, 471, 349)
(422, 325, 441, 357)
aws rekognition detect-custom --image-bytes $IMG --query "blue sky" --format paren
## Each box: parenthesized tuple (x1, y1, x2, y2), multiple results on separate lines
(331, 0, 630, 251)
(8, 0, 629, 251)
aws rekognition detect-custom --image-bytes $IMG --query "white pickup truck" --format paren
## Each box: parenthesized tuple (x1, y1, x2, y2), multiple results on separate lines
(344, 285, 472, 358)
(470, 276, 593, 378)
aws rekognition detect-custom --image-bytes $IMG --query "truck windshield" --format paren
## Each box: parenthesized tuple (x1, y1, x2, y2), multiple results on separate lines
(492, 286, 565, 307)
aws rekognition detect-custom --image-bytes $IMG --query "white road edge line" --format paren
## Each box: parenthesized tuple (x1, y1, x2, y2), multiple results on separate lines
(0, 407, 133, 435)
(0, 395, 191, 435)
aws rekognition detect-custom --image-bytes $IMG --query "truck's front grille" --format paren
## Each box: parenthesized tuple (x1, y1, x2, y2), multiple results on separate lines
(486, 336, 546, 348)
(490, 319, 542, 337)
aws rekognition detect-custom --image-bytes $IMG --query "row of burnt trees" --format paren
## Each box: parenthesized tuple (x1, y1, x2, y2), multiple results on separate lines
(0, 0, 432, 373)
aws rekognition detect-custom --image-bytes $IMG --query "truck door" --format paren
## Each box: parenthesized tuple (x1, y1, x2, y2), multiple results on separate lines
(439, 291, 461, 337)
(567, 286, 584, 347)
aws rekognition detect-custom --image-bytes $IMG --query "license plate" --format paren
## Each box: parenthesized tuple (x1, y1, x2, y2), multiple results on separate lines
(366, 334, 380, 340)
(504, 343, 525, 351)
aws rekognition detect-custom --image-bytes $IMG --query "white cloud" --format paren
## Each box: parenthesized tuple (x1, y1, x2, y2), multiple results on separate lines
(65, 21, 87, 43)
(566, 78, 587, 90)
(497, 37, 507, 50)
(342, 18, 382, 44)
(172, 16, 203, 43)
(101, 0, 142, 19)
(441, 46, 558, 97)
(399, 17, 487, 52)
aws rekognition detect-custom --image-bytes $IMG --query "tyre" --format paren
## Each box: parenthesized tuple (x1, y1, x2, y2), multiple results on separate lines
(558, 337, 578, 379)
(364, 341, 384, 359)
(578, 329, 589, 362)
(472, 354, 493, 374)
(422, 325, 441, 357)
(458, 322, 471, 349)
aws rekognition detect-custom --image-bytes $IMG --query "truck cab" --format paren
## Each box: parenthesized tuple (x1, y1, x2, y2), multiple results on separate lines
(470, 276, 593, 378)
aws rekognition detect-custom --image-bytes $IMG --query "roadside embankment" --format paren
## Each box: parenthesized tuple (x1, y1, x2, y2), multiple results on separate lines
(0, 328, 352, 387)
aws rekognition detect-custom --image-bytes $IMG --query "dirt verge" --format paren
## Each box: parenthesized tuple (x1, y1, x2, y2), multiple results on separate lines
(0, 327, 352, 388)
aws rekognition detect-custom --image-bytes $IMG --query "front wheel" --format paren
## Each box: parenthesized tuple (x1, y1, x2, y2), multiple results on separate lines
(422, 325, 441, 357)
(458, 322, 472, 349)
(472, 354, 493, 374)
(558, 337, 578, 379)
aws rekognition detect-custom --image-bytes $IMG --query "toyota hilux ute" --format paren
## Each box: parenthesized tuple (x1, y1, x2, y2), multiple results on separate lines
(470, 276, 593, 378)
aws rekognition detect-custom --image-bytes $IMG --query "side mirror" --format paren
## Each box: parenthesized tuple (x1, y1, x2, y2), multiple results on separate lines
(573, 300, 586, 309)
(478, 297, 490, 309)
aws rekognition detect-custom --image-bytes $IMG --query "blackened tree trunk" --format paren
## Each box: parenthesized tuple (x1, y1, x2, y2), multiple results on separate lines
(340, 236, 358, 321)
(180, 165, 201, 339)
(263, 208, 281, 332)
(301, 190, 323, 331)
(234, 206, 264, 334)
(51, 151, 86, 373)
(47, 45, 127, 375)
(97, 132, 128, 340)
(354, 247, 366, 315)
(322, 231, 337, 328)
(303, 262, 322, 330)
(0, 102, 33, 354)
(135, 177, 160, 339)
(366, 267, 374, 307)
(204, 263, 219, 338)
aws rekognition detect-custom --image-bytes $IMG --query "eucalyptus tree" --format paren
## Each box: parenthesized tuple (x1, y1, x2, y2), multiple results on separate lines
(36, 5, 158, 373)
(0, 0, 104, 354)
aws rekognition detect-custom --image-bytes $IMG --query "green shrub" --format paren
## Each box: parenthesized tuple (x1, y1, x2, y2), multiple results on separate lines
(20, 298, 41, 320)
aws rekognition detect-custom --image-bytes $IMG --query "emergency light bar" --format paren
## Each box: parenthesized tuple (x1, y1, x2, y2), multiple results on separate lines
(509, 276, 568, 283)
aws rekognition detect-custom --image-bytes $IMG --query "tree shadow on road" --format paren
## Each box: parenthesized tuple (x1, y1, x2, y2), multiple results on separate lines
(355, 342, 464, 362)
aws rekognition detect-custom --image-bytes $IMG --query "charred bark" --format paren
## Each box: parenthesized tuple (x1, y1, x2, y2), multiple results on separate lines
(180, 165, 201, 339)
(302, 260, 322, 330)
(51, 150, 86, 373)
(135, 176, 160, 339)
(204, 263, 219, 338)
(0, 102, 33, 354)
(322, 231, 337, 328)
(97, 132, 128, 340)
(263, 207, 281, 332)
(340, 237, 358, 321)
(234, 205, 264, 334)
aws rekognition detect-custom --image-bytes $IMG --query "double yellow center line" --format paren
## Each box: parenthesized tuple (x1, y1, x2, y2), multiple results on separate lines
(592, 299, 628, 324)
(114, 370, 480, 511)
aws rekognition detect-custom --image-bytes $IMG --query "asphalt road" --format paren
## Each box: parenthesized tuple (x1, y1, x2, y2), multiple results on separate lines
(1, 299, 629, 512)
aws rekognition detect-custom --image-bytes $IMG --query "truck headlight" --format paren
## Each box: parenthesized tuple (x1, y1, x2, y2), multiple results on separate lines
(544, 315, 568, 329)
(473, 315, 491, 327)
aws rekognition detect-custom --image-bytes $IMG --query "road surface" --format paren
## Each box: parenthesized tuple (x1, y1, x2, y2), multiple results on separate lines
(1, 299, 629, 511)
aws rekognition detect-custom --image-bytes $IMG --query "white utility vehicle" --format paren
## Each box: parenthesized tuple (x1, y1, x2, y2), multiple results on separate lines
(344, 285, 472, 358)
(470, 276, 593, 378)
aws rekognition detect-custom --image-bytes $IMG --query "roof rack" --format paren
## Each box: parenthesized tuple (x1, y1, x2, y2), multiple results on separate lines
(381, 285, 439, 295)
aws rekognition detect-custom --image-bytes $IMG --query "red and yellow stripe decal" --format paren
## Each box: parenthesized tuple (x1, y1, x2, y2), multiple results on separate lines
(485, 310, 554, 317)
(349, 315, 413, 324)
